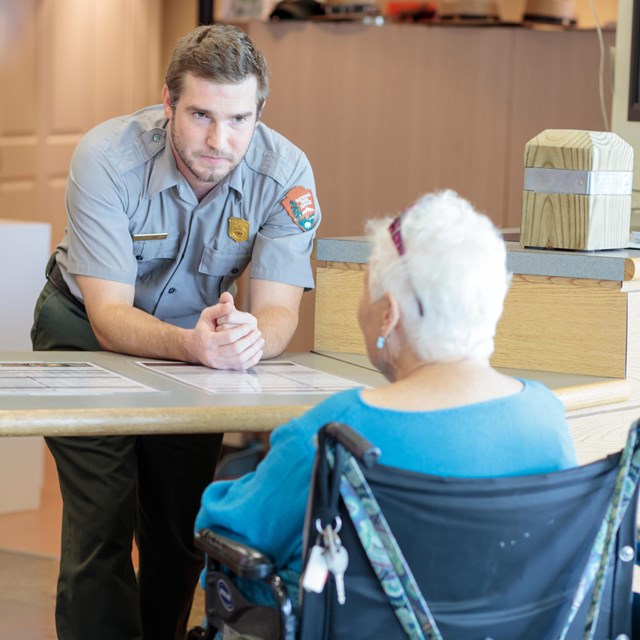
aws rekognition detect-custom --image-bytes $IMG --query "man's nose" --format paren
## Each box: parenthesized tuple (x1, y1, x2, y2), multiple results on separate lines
(206, 123, 226, 149)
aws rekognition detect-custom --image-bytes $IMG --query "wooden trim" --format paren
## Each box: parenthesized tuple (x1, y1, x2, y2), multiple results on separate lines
(556, 379, 631, 412)
(0, 405, 313, 437)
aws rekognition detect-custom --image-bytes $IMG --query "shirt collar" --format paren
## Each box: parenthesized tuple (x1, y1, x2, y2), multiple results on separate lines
(148, 128, 181, 198)
(227, 158, 245, 201)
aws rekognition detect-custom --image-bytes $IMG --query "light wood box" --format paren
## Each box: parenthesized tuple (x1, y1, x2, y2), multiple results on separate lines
(520, 130, 633, 251)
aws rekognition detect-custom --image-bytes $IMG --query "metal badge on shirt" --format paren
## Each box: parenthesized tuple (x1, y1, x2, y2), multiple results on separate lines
(228, 217, 250, 243)
(281, 186, 316, 231)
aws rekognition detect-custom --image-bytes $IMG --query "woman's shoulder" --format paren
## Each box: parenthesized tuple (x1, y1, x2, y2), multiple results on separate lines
(496, 378, 565, 417)
(273, 388, 365, 442)
(520, 377, 563, 399)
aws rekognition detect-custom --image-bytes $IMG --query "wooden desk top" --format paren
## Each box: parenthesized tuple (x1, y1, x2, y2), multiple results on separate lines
(0, 352, 384, 437)
(2, 350, 629, 437)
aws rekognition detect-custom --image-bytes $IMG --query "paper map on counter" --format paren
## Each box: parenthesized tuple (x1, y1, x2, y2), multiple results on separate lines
(138, 360, 366, 394)
(0, 362, 158, 396)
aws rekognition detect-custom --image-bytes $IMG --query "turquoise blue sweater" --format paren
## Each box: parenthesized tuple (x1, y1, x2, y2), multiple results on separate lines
(195, 380, 577, 573)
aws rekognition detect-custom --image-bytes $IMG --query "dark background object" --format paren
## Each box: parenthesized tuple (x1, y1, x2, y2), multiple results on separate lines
(270, 0, 326, 20)
(630, 0, 640, 121)
(199, 0, 214, 24)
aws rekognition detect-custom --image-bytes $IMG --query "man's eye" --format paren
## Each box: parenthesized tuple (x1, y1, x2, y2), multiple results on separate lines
(233, 116, 247, 124)
(193, 112, 209, 120)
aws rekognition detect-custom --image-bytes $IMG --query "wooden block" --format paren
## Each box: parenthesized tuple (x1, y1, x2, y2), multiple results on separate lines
(521, 130, 633, 251)
(521, 192, 632, 250)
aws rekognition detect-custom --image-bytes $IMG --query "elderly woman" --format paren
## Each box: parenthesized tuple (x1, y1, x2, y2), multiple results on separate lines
(195, 189, 576, 599)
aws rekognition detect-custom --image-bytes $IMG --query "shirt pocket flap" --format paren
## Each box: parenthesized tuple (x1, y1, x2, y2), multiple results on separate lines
(199, 245, 252, 277)
(132, 233, 181, 261)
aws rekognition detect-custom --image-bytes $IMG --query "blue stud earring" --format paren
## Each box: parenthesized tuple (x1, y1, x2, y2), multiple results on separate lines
(376, 335, 386, 350)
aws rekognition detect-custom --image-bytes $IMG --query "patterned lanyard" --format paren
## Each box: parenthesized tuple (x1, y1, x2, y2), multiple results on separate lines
(327, 447, 440, 640)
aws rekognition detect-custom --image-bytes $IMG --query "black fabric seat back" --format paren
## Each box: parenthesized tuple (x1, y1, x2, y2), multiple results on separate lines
(299, 450, 638, 640)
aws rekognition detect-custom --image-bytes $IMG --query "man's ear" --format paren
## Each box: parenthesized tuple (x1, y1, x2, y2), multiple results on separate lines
(162, 85, 174, 119)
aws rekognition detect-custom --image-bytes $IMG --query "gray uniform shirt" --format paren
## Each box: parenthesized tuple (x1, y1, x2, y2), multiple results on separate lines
(56, 105, 321, 328)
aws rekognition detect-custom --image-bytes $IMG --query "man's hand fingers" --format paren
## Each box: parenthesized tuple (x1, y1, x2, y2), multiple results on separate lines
(215, 309, 257, 331)
(202, 331, 265, 370)
(186, 302, 263, 370)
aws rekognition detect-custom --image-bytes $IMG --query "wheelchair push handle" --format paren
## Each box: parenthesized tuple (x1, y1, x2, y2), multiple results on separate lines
(322, 422, 381, 468)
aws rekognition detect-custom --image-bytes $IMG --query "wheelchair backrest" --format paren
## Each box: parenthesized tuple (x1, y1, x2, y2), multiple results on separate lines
(298, 424, 638, 640)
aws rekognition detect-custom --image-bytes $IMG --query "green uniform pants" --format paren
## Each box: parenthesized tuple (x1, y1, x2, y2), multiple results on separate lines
(32, 280, 222, 640)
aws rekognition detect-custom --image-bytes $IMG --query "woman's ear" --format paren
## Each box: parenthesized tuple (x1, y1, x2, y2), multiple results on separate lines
(380, 291, 401, 337)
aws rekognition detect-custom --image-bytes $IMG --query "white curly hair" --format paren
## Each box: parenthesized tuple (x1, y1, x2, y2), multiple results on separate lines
(366, 190, 511, 362)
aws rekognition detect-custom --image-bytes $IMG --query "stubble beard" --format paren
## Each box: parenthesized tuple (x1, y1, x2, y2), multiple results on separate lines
(170, 125, 238, 188)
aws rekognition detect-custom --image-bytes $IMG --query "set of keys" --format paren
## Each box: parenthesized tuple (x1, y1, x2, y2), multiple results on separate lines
(302, 517, 349, 604)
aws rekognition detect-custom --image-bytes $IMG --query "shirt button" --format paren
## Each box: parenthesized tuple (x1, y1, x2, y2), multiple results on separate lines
(152, 133, 161, 143)
(168, 287, 176, 294)
(231, 268, 239, 274)
(135, 255, 143, 261)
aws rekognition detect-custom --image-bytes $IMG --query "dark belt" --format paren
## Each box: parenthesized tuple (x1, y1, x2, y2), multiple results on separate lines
(46, 254, 86, 312)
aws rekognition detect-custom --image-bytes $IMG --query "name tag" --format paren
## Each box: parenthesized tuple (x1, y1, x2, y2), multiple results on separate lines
(131, 233, 168, 241)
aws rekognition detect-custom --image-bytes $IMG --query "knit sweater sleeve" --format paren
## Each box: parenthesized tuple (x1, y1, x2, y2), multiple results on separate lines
(194, 389, 362, 571)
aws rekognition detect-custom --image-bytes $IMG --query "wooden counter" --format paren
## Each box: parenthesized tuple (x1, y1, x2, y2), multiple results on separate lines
(0, 352, 384, 438)
(313, 238, 640, 463)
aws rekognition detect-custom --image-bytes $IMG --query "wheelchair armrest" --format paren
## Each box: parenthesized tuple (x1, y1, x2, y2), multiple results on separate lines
(195, 529, 275, 580)
(323, 421, 381, 468)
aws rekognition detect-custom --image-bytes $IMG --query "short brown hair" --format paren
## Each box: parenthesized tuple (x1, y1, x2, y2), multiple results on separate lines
(165, 25, 269, 112)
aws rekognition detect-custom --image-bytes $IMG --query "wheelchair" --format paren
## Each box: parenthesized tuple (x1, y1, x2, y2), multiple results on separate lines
(189, 420, 640, 640)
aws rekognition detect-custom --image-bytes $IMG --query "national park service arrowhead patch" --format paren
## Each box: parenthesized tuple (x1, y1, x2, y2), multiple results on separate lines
(281, 186, 316, 231)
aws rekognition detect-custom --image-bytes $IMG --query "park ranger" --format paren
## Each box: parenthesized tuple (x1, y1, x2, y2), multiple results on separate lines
(31, 24, 320, 640)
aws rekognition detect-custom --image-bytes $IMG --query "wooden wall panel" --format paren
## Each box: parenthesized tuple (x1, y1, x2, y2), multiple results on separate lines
(249, 23, 616, 238)
(0, 0, 163, 250)
(0, 183, 37, 222)
(0, 0, 38, 222)
(94, 0, 163, 123)
(505, 28, 616, 226)
(42, 0, 94, 135)
(0, 1, 37, 136)
(161, 0, 198, 84)
(251, 23, 512, 234)
(0, 139, 36, 180)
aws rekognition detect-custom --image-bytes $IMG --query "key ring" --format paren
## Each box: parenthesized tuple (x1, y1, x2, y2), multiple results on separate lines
(315, 516, 342, 535)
